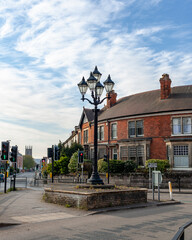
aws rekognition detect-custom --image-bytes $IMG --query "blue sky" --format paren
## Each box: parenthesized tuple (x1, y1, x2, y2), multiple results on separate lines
(0, 0, 192, 158)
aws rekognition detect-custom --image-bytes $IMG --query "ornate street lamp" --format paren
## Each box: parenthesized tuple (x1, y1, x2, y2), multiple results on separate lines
(78, 66, 115, 184)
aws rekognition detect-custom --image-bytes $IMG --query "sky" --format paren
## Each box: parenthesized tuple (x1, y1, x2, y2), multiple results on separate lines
(0, 0, 192, 158)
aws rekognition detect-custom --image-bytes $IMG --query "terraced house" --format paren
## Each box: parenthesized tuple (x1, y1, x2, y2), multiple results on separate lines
(64, 74, 192, 170)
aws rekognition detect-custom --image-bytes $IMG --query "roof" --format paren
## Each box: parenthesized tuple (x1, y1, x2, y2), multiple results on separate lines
(79, 107, 94, 128)
(98, 85, 192, 121)
(84, 108, 94, 122)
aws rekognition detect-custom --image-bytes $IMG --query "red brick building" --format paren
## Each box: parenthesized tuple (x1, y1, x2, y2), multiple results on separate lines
(66, 74, 192, 170)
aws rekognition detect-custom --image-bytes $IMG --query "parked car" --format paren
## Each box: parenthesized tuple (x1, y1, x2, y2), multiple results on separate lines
(0, 173, 5, 182)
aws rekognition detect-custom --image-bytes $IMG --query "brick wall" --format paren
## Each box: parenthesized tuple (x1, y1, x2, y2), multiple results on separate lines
(44, 188, 147, 210)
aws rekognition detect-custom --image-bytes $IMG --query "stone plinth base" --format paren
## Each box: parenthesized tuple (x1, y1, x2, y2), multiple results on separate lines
(44, 186, 147, 210)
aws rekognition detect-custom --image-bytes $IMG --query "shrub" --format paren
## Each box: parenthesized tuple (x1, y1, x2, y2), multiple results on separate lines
(59, 156, 70, 174)
(124, 160, 137, 173)
(83, 159, 92, 177)
(145, 159, 170, 172)
(98, 159, 108, 173)
(109, 160, 125, 173)
(98, 159, 125, 173)
(68, 152, 78, 173)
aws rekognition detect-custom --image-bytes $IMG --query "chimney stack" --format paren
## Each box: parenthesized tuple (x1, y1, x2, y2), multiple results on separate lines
(107, 90, 117, 108)
(159, 73, 172, 100)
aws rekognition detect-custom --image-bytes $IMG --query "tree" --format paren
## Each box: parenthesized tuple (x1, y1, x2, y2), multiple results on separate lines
(47, 156, 70, 175)
(59, 141, 83, 159)
(68, 151, 78, 173)
(23, 155, 36, 170)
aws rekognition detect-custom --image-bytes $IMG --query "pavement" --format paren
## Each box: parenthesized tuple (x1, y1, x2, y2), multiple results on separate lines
(0, 186, 183, 228)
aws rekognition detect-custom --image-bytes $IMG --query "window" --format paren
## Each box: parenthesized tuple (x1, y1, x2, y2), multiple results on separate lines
(183, 117, 191, 134)
(136, 120, 143, 136)
(129, 120, 144, 137)
(78, 132, 81, 144)
(98, 148, 106, 159)
(120, 146, 128, 160)
(111, 123, 117, 139)
(120, 145, 145, 165)
(174, 145, 188, 156)
(128, 145, 144, 165)
(173, 145, 189, 168)
(113, 148, 118, 160)
(98, 125, 104, 141)
(137, 145, 144, 165)
(83, 129, 88, 144)
(129, 121, 135, 137)
(128, 146, 136, 161)
(172, 117, 192, 135)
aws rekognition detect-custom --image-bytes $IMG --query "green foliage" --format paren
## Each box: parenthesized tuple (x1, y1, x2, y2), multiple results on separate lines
(68, 152, 78, 173)
(98, 159, 108, 173)
(9, 166, 14, 175)
(23, 155, 36, 169)
(98, 159, 136, 174)
(59, 142, 83, 159)
(83, 159, 92, 177)
(47, 156, 70, 175)
(109, 160, 124, 173)
(124, 160, 137, 173)
(145, 159, 170, 172)
(59, 156, 70, 174)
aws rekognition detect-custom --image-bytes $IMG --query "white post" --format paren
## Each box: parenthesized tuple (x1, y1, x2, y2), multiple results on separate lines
(168, 181, 173, 200)
(81, 164, 84, 183)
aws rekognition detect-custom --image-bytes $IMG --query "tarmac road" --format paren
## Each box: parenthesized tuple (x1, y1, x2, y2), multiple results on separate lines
(0, 184, 192, 240)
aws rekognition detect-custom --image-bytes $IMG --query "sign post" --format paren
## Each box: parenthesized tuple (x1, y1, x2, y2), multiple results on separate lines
(152, 170, 162, 201)
(78, 151, 84, 183)
(148, 163, 157, 189)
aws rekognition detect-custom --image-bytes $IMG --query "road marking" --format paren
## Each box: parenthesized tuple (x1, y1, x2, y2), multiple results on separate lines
(12, 212, 75, 223)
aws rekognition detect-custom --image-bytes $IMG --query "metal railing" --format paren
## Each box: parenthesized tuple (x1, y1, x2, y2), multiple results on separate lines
(10, 177, 27, 189)
(172, 220, 192, 240)
(30, 176, 87, 187)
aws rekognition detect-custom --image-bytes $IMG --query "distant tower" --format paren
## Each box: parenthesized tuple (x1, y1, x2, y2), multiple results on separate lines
(25, 146, 32, 157)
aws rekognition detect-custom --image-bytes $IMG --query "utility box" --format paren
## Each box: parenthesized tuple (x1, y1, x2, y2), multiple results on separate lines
(152, 170, 162, 187)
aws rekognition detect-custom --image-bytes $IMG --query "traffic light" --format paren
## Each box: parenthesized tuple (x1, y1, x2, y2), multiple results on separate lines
(47, 148, 53, 158)
(42, 158, 46, 167)
(104, 154, 107, 162)
(78, 151, 84, 163)
(10, 146, 18, 162)
(1, 141, 9, 160)
(55, 145, 60, 160)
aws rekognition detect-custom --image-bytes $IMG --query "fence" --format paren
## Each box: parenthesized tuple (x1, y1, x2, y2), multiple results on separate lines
(30, 176, 86, 187)
(172, 220, 192, 240)
(10, 177, 27, 189)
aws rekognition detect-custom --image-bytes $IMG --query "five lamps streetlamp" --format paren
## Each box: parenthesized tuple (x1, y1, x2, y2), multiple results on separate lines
(78, 66, 115, 184)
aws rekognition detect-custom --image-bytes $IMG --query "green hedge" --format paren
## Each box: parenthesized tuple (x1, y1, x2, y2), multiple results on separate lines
(98, 159, 137, 174)
(145, 159, 170, 172)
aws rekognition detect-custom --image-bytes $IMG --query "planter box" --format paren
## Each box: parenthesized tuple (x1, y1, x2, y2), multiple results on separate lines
(44, 187, 147, 210)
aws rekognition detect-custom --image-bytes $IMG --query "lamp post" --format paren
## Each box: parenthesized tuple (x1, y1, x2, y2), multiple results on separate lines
(78, 66, 115, 184)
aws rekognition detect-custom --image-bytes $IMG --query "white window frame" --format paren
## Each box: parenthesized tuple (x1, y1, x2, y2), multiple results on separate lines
(112, 148, 118, 160)
(83, 129, 88, 144)
(111, 123, 117, 139)
(128, 120, 144, 138)
(98, 125, 104, 141)
(172, 116, 192, 135)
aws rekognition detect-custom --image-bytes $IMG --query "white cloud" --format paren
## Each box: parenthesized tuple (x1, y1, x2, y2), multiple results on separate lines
(0, 0, 191, 158)
(0, 121, 64, 157)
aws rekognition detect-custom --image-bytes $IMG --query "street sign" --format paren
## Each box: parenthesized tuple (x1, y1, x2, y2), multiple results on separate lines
(148, 163, 157, 168)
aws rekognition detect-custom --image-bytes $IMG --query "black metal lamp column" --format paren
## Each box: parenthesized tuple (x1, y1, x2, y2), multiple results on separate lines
(78, 66, 115, 185)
